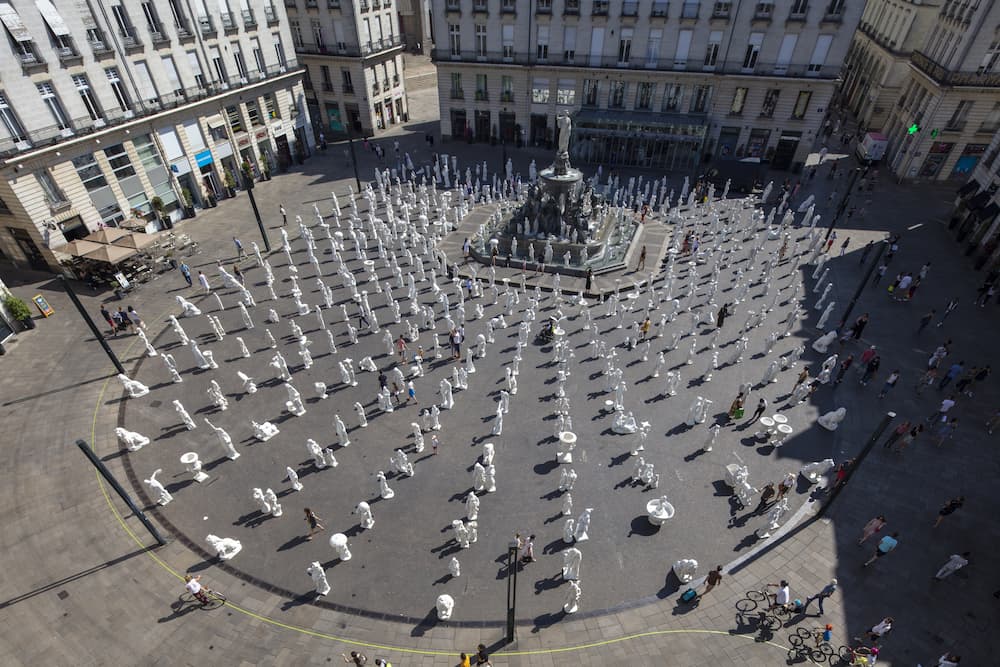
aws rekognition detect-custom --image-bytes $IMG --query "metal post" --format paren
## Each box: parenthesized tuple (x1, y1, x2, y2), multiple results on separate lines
(245, 186, 271, 253)
(58, 276, 125, 375)
(825, 166, 862, 240)
(344, 118, 363, 192)
(837, 240, 888, 330)
(505, 539, 519, 644)
(817, 412, 895, 518)
(75, 439, 167, 547)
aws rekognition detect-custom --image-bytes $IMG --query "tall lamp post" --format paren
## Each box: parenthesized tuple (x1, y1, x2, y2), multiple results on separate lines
(825, 166, 863, 241)
(343, 113, 363, 192)
(58, 276, 125, 375)
(505, 539, 519, 644)
(241, 166, 270, 253)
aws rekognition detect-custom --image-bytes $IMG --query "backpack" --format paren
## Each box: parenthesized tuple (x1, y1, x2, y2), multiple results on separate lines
(680, 588, 698, 603)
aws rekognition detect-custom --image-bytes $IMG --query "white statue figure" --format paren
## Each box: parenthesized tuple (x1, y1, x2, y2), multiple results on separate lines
(811, 330, 838, 354)
(252, 487, 272, 515)
(206, 534, 242, 560)
(672, 559, 699, 584)
(264, 488, 282, 516)
(207, 379, 228, 411)
(334, 414, 350, 446)
(562, 547, 582, 580)
(817, 407, 847, 431)
(117, 373, 149, 398)
(562, 491, 573, 517)
(329, 533, 352, 561)
(137, 328, 157, 357)
(355, 401, 368, 427)
(559, 467, 578, 492)
(439, 378, 455, 409)
(173, 399, 196, 430)
(482, 441, 495, 466)
(612, 410, 638, 434)
(663, 370, 681, 396)
(800, 458, 836, 484)
(307, 439, 328, 467)
(448, 556, 461, 578)
(563, 580, 582, 614)
(144, 469, 172, 505)
(574, 508, 593, 542)
(313, 381, 328, 400)
(354, 501, 375, 529)
(484, 464, 497, 493)
(176, 295, 201, 317)
(436, 594, 455, 621)
(181, 451, 209, 483)
(760, 359, 780, 385)
(286, 466, 303, 491)
(563, 517, 576, 544)
(491, 409, 504, 435)
(465, 491, 480, 521)
(169, 315, 189, 344)
(162, 353, 182, 383)
(307, 561, 331, 596)
(452, 519, 471, 548)
(251, 419, 279, 441)
(235, 336, 251, 359)
(685, 396, 705, 426)
(758, 498, 790, 538)
(816, 301, 836, 329)
(376, 471, 395, 499)
(557, 111, 573, 154)
(284, 382, 306, 417)
(704, 423, 721, 452)
(115, 427, 149, 452)
(472, 462, 487, 492)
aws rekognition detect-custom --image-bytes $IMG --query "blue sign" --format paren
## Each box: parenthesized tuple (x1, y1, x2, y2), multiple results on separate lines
(194, 149, 214, 167)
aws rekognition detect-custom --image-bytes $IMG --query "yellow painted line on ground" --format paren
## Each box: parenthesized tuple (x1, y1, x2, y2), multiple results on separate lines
(89, 314, 802, 659)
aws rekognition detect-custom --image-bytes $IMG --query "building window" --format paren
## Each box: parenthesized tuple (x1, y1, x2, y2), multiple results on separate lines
(187, 51, 206, 88)
(0, 92, 27, 142)
(979, 102, 1000, 133)
(662, 84, 683, 111)
(609, 80, 626, 108)
(290, 20, 303, 47)
(72, 76, 103, 122)
(73, 154, 108, 191)
(105, 68, 132, 112)
(808, 34, 832, 73)
(742, 32, 763, 71)
(979, 37, 1000, 74)
(946, 100, 973, 131)
(754, 2, 774, 18)
(730, 87, 747, 115)
(475, 24, 487, 57)
(226, 104, 244, 132)
(582, 79, 599, 106)
(563, 25, 576, 62)
(264, 93, 279, 119)
(790, 0, 808, 17)
(449, 24, 461, 56)
(646, 29, 662, 66)
(537, 25, 549, 61)
(232, 44, 249, 79)
(501, 75, 514, 102)
(450, 72, 463, 98)
(557, 79, 575, 105)
(247, 100, 262, 126)
(312, 20, 324, 49)
(36, 170, 67, 206)
(342, 69, 354, 93)
(792, 90, 811, 119)
(826, 0, 844, 16)
(531, 79, 550, 103)
(761, 88, 780, 117)
(636, 82, 655, 110)
(321, 65, 333, 91)
(36, 82, 71, 130)
(502, 24, 514, 59)
(681, 1, 699, 18)
(104, 143, 136, 180)
(475, 74, 488, 100)
(690, 84, 711, 113)
(617, 28, 632, 65)
(0, 196, 10, 214)
(713, 2, 731, 17)
(704, 30, 721, 69)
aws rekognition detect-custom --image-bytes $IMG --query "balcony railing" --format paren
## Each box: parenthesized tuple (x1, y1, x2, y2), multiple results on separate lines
(343, 84, 354, 94)
(19, 49, 46, 73)
(500, 91, 513, 102)
(621, 1, 638, 16)
(432, 49, 842, 78)
(198, 15, 215, 35)
(175, 20, 194, 38)
(450, 88, 464, 99)
(0, 60, 302, 160)
(221, 11, 238, 32)
(120, 26, 142, 48)
(242, 9, 257, 27)
(564, 0, 579, 14)
(650, 2, 668, 17)
(56, 45, 82, 63)
(296, 40, 362, 56)
(89, 39, 112, 55)
(265, 5, 279, 24)
(592, 0, 608, 15)
(150, 27, 170, 44)
(911, 50, 1000, 88)
(361, 35, 403, 56)
(371, 82, 380, 95)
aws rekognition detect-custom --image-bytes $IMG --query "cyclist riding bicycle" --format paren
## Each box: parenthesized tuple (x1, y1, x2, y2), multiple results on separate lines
(185, 574, 210, 605)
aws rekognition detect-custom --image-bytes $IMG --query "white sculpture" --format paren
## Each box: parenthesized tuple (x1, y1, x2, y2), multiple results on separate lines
(758, 497, 790, 538)
(117, 373, 149, 398)
(144, 469, 172, 505)
(562, 492, 573, 517)
(817, 407, 847, 431)
(484, 464, 497, 493)
(176, 295, 201, 317)
(563, 580, 582, 614)
(334, 414, 350, 446)
(465, 491, 480, 521)
(800, 458, 836, 484)
(436, 594, 455, 620)
(452, 519, 471, 548)
(206, 534, 242, 560)
(306, 561, 331, 595)
(647, 496, 675, 525)
(180, 451, 209, 483)
(376, 471, 395, 499)
(612, 411, 639, 434)
(448, 556, 461, 578)
(672, 559, 699, 583)
(115, 427, 149, 452)
(286, 466, 303, 491)
(704, 424, 720, 452)
(251, 420, 279, 441)
(264, 488, 282, 516)
(329, 533, 352, 561)
(574, 508, 593, 542)
(558, 468, 578, 492)
(173, 399, 196, 430)
(354, 501, 374, 529)
(811, 330, 838, 354)
(207, 379, 228, 411)
(562, 547, 582, 580)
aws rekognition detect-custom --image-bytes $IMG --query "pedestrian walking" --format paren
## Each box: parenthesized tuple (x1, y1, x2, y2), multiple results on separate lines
(233, 236, 246, 260)
(878, 370, 899, 398)
(871, 263, 887, 287)
(431, 434, 439, 454)
(894, 425, 923, 454)
(915, 368, 937, 395)
(803, 579, 838, 615)
(716, 302, 730, 328)
(839, 237, 850, 256)
(934, 552, 970, 580)
(824, 232, 837, 253)
(179, 261, 192, 286)
(520, 534, 536, 563)
(406, 380, 418, 404)
(640, 317, 651, 340)
(934, 496, 964, 527)
(304, 507, 324, 540)
(99, 306, 115, 335)
(746, 397, 768, 423)
(882, 421, 911, 448)
(976, 282, 995, 307)
(233, 263, 245, 286)
(197, 271, 210, 293)
(834, 355, 854, 384)
(917, 308, 935, 333)
(918, 261, 931, 280)
(703, 565, 724, 594)
(857, 345, 877, 376)
(585, 267, 593, 292)
(937, 653, 962, 666)
(813, 624, 834, 647)
(396, 334, 407, 360)
(280, 204, 287, 226)
(793, 368, 810, 391)
(858, 240, 875, 265)
(115, 306, 134, 333)
(926, 396, 957, 423)
(937, 298, 959, 326)
(342, 651, 367, 665)
(850, 314, 870, 339)
(859, 355, 881, 385)
(755, 482, 776, 512)
(857, 515, 886, 545)
(938, 361, 964, 390)
(864, 617, 894, 642)
(475, 643, 492, 666)
(863, 533, 899, 567)
(637, 245, 646, 271)
(126, 305, 145, 330)
(776, 472, 795, 500)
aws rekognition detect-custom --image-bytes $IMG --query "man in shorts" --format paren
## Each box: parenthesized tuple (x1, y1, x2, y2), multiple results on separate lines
(185, 575, 210, 605)
(864, 532, 899, 567)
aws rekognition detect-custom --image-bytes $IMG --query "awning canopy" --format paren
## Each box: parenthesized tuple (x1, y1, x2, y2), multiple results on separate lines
(112, 232, 159, 250)
(0, 3, 31, 41)
(83, 244, 137, 264)
(61, 239, 106, 257)
(206, 115, 226, 129)
(82, 227, 130, 244)
(35, 0, 69, 35)
(957, 180, 979, 197)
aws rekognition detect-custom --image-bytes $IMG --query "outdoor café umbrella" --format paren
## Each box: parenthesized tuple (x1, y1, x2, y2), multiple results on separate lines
(62, 239, 108, 257)
(112, 231, 159, 250)
(83, 243, 137, 264)
(82, 227, 130, 245)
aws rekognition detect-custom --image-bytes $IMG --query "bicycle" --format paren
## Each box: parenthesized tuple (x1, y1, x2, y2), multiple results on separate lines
(832, 644, 875, 666)
(786, 627, 837, 663)
(183, 586, 227, 610)
(735, 584, 794, 619)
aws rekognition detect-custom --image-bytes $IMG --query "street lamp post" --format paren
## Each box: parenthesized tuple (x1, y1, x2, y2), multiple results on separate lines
(505, 539, 519, 644)
(817, 412, 895, 518)
(58, 276, 125, 375)
(240, 165, 270, 252)
(825, 166, 863, 241)
(76, 438, 167, 547)
(837, 240, 888, 330)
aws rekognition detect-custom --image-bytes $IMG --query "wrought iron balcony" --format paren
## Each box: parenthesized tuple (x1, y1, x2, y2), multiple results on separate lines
(911, 50, 1000, 88)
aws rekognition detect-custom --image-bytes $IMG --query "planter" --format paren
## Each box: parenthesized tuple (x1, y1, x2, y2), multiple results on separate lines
(19, 317, 35, 330)
(225, 187, 236, 198)
(183, 206, 197, 218)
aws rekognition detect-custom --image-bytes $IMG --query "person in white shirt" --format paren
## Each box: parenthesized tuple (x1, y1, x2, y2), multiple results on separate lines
(184, 575, 210, 605)
(769, 580, 791, 610)
(934, 552, 970, 580)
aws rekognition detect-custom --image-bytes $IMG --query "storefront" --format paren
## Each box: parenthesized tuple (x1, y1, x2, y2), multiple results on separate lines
(717, 127, 741, 159)
(951, 144, 988, 179)
(570, 110, 706, 171)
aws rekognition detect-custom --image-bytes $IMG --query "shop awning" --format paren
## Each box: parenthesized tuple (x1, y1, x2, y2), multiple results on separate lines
(0, 3, 31, 41)
(82, 227, 129, 244)
(112, 232, 159, 250)
(206, 115, 226, 129)
(61, 239, 106, 257)
(83, 244, 137, 264)
(35, 0, 69, 35)
(957, 180, 979, 197)
(975, 202, 1000, 221)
